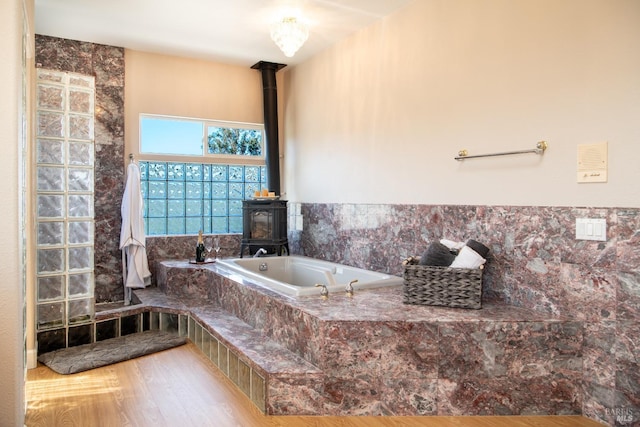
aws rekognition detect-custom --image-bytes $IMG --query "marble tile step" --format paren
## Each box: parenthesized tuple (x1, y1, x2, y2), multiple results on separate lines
(132, 288, 325, 414)
(190, 305, 322, 378)
(130, 288, 322, 379)
(188, 305, 325, 414)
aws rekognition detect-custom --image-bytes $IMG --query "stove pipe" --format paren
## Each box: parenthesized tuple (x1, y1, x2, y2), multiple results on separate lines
(251, 61, 286, 196)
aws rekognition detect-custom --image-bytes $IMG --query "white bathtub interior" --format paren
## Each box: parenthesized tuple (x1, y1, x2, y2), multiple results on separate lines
(216, 255, 403, 296)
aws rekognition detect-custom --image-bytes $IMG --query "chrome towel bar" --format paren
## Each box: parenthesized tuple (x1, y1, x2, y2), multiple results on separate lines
(455, 141, 548, 161)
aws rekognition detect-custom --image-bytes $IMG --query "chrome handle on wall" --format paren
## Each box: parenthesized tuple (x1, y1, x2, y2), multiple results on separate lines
(455, 141, 548, 161)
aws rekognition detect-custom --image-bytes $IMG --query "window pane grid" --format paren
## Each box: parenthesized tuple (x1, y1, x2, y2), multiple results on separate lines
(141, 161, 266, 235)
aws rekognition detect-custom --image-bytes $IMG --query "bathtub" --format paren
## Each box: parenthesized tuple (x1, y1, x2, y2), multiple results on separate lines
(216, 255, 403, 297)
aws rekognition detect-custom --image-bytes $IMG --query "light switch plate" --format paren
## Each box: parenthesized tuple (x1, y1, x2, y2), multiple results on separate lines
(576, 218, 606, 241)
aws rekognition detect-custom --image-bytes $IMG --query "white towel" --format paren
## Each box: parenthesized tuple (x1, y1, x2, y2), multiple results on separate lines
(119, 162, 151, 289)
(449, 245, 486, 269)
(440, 239, 465, 251)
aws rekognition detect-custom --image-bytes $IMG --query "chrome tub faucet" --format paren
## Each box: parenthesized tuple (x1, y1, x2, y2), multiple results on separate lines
(253, 248, 268, 258)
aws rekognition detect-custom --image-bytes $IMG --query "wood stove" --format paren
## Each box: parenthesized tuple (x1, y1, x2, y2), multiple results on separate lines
(240, 199, 289, 257)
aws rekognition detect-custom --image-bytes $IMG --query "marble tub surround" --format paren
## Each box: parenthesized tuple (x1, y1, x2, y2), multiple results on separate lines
(291, 204, 629, 316)
(156, 260, 563, 323)
(155, 260, 583, 416)
(146, 234, 242, 285)
(290, 203, 639, 425)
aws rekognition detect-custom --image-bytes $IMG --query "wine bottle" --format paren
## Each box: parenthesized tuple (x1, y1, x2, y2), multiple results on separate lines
(196, 230, 206, 262)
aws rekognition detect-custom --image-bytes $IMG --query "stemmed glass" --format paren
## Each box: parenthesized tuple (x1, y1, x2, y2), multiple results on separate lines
(213, 237, 221, 260)
(204, 236, 213, 261)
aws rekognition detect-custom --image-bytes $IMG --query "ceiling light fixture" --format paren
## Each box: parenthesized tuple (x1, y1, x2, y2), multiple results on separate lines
(270, 16, 309, 58)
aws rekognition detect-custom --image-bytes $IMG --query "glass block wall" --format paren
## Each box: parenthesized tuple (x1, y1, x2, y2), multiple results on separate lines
(35, 69, 95, 333)
(140, 162, 266, 236)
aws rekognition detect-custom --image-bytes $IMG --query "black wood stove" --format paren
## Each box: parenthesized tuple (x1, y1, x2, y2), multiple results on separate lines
(240, 199, 289, 257)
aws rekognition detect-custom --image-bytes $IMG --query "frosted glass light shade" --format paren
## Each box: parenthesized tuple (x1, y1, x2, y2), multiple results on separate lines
(270, 17, 309, 57)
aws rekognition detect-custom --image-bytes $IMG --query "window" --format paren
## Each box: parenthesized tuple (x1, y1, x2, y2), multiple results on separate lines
(138, 115, 266, 236)
(140, 162, 265, 235)
(140, 114, 264, 159)
(207, 126, 263, 156)
(141, 117, 203, 156)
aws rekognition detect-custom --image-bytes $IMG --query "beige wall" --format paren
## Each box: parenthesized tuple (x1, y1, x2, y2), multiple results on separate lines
(0, 0, 31, 423)
(284, 0, 640, 207)
(124, 50, 286, 168)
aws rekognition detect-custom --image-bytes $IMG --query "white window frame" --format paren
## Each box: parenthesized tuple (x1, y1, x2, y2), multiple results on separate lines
(137, 113, 265, 166)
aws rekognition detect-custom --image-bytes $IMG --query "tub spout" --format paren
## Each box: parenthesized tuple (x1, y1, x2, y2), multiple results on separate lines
(253, 248, 268, 258)
(323, 270, 337, 287)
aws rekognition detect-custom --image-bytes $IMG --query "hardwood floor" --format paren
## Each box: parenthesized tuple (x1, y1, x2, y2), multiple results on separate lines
(26, 342, 604, 427)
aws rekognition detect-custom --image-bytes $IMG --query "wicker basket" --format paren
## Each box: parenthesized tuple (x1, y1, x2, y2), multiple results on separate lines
(402, 257, 483, 309)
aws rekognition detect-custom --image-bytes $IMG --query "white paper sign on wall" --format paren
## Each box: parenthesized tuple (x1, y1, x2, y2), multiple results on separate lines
(577, 142, 608, 183)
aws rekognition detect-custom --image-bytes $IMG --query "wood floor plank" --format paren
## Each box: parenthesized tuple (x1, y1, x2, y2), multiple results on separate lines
(26, 343, 604, 427)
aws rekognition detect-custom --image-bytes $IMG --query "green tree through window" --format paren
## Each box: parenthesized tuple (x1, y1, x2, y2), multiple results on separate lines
(207, 127, 262, 156)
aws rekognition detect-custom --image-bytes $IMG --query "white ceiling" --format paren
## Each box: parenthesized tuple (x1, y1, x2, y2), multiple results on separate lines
(34, 0, 414, 67)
